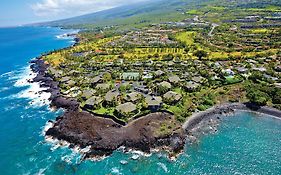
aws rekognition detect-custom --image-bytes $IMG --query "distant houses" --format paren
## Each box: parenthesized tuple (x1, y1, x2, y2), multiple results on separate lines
(54, 52, 281, 121)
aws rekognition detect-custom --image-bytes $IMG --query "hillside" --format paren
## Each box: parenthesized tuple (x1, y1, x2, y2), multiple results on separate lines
(39, 0, 281, 30)
(40, 0, 209, 29)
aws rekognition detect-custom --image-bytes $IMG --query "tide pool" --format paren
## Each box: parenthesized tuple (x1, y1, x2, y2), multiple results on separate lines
(0, 27, 281, 175)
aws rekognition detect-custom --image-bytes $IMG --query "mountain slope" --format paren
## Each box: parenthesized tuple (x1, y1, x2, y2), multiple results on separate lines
(41, 0, 206, 28)
(40, 0, 281, 29)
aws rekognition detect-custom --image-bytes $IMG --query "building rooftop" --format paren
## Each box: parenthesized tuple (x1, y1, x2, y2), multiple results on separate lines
(185, 81, 200, 90)
(105, 90, 120, 102)
(126, 92, 142, 102)
(122, 72, 140, 80)
(164, 91, 182, 102)
(82, 89, 96, 99)
(96, 83, 110, 90)
(168, 75, 181, 84)
(116, 102, 137, 114)
(85, 96, 103, 106)
(154, 70, 165, 76)
(92, 76, 102, 84)
(158, 81, 172, 89)
(145, 96, 162, 106)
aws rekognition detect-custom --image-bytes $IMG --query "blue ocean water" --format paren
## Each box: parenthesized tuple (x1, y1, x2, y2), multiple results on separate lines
(0, 27, 281, 175)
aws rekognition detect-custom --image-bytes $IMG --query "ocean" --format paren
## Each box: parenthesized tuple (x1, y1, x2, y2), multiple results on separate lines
(0, 27, 281, 175)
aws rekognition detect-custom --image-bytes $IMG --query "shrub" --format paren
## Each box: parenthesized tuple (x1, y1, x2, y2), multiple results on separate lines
(203, 99, 214, 106)
(198, 105, 208, 111)
(272, 89, 281, 104)
(246, 89, 269, 106)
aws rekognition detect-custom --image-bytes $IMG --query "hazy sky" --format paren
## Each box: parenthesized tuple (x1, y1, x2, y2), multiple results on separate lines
(0, 0, 149, 27)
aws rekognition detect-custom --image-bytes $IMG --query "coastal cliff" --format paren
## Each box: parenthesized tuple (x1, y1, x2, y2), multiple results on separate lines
(30, 58, 186, 158)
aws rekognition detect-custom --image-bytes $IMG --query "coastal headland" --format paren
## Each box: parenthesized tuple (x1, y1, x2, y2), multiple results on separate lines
(31, 58, 186, 158)
(31, 57, 281, 159)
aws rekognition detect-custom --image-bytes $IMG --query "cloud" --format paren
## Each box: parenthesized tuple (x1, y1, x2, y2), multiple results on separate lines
(31, 0, 148, 17)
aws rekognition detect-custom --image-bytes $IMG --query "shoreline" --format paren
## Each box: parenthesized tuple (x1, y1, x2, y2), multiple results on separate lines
(182, 103, 281, 145)
(183, 102, 281, 132)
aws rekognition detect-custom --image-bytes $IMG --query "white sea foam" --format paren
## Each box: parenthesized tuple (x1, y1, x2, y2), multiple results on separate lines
(131, 150, 152, 157)
(56, 34, 67, 39)
(111, 167, 123, 175)
(14, 66, 36, 87)
(0, 87, 10, 93)
(4, 105, 17, 111)
(44, 128, 87, 163)
(42, 121, 54, 136)
(0, 70, 18, 78)
(13, 66, 51, 108)
(56, 30, 79, 40)
(125, 148, 152, 158)
(1, 70, 23, 82)
(45, 134, 85, 164)
(157, 162, 169, 173)
(61, 155, 72, 164)
(45, 136, 70, 149)
(36, 168, 47, 175)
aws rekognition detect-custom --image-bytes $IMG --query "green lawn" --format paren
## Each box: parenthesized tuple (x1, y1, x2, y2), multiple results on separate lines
(94, 107, 115, 115)
(175, 31, 196, 46)
(186, 9, 203, 15)
(173, 87, 184, 94)
(225, 76, 243, 84)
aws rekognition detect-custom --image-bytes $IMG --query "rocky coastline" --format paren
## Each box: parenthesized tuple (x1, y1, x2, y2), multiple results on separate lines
(30, 58, 186, 159)
(31, 55, 281, 159)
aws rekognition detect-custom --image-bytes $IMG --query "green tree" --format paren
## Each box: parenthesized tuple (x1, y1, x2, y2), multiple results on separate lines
(103, 72, 112, 82)
(246, 89, 269, 106)
(272, 89, 281, 104)
(194, 50, 208, 60)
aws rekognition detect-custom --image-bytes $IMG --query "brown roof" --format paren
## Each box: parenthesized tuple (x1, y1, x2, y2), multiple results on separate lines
(185, 81, 200, 89)
(168, 75, 180, 84)
(82, 89, 96, 99)
(145, 96, 162, 106)
(116, 102, 137, 113)
(85, 96, 103, 106)
(96, 83, 110, 90)
(163, 91, 182, 102)
(126, 92, 142, 102)
(158, 81, 172, 89)
(105, 90, 120, 102)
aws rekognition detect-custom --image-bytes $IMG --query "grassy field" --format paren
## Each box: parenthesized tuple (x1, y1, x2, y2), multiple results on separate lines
(175, 31, 196, 46)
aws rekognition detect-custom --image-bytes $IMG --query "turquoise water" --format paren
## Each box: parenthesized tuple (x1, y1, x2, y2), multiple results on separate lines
(0, 27, 281, 175)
